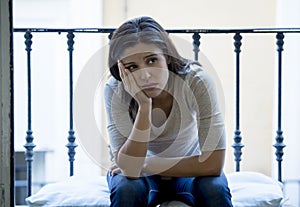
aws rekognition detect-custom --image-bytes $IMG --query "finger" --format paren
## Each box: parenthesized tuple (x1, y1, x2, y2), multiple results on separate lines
(111, 167, 121, 175)
(109, 163, 119, 176)
(122, 68, 135, 91)
(124, 73, 139, 96)
(118, 60, 125, 79)
(118, 61, 123, 79)
(110, 163, 118, 171)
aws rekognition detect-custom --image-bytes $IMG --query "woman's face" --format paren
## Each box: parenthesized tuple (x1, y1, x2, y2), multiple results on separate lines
(120, 43, 169, 98)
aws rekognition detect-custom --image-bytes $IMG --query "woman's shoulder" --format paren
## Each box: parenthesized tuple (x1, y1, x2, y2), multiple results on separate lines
(104, 75, 131, 104)
(105, 75, 119, 89)
(104, 75, 125, 95)
(183, 63, 213, 86)
(104, 76, 121, 99)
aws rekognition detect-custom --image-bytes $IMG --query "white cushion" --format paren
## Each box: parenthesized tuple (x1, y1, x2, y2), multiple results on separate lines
(227, 171, 284, 207)
(26, 171, 284, 207)
(26, 175, 110, 207)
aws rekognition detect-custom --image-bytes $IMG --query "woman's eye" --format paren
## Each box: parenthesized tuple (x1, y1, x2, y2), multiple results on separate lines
(125, 65, 138, 71)
(148, 58, 158, 64)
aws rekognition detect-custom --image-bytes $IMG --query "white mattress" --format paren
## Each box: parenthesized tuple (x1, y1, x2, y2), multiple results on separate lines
(26, 171, 287, 207)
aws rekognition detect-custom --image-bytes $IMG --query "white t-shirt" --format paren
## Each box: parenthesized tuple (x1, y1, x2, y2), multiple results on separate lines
(104, 65, 226, 160)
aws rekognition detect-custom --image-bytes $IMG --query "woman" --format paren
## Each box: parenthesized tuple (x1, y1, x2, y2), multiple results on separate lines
(104, 16, 233, 207)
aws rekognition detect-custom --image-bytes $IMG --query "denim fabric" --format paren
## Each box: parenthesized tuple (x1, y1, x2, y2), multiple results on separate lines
(106, 172, 233, 207)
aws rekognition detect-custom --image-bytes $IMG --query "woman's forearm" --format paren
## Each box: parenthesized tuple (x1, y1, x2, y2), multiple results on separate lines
(143, 150, 225, 177)
(116, 103, 152, 178)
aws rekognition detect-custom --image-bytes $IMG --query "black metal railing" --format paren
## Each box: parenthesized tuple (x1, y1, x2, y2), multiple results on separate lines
(23, 31, 35, 197)
(13, 27, 300, 197)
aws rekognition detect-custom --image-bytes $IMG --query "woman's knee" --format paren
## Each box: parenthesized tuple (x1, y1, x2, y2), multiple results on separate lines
(192, 174, 233, 206)
(194, 175, 229, 195)
(109, 175, 149, 206)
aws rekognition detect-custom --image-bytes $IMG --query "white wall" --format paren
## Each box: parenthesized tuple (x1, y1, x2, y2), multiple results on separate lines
(13, 0, 105, 188)
(276, 0, 300, 205)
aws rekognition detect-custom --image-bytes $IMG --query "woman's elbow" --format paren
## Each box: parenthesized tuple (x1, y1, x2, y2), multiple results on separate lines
(117, 164, 142, 179)
(203, 150, 225, 176)
(116, 153, 144, 178)
(209, 166, 223, 176)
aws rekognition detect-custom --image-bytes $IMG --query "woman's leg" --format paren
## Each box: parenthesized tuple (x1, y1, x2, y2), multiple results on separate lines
(191, 172, 233, 207)
(107, 173, 149, 207)
(106, 173, 162, 207)
(172, 173, 233, 207)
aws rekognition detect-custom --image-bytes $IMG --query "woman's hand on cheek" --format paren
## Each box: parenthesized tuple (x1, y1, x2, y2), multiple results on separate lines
(118, 60, 151, 105)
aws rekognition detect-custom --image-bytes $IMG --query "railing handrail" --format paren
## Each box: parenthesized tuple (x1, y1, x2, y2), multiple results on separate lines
(13, 27, 300, 34)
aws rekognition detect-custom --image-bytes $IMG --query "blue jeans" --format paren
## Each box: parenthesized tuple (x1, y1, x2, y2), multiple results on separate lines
(106, 172, 233, 207)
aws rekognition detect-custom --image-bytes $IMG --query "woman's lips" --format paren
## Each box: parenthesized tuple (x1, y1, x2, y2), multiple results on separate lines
(141, 83, 158, 90)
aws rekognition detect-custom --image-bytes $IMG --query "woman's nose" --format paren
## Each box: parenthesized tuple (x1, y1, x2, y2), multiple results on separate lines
(140, 70, 152, 81)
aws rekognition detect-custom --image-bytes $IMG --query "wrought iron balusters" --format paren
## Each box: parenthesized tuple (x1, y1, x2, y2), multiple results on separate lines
(66, 32, 78, 176)
(192, 32, 201, 61)
(274, 32, 286, 182)
(24, 31, 36, 196)
(14, 27, 299, 191)
(232, 33, 244, 172)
